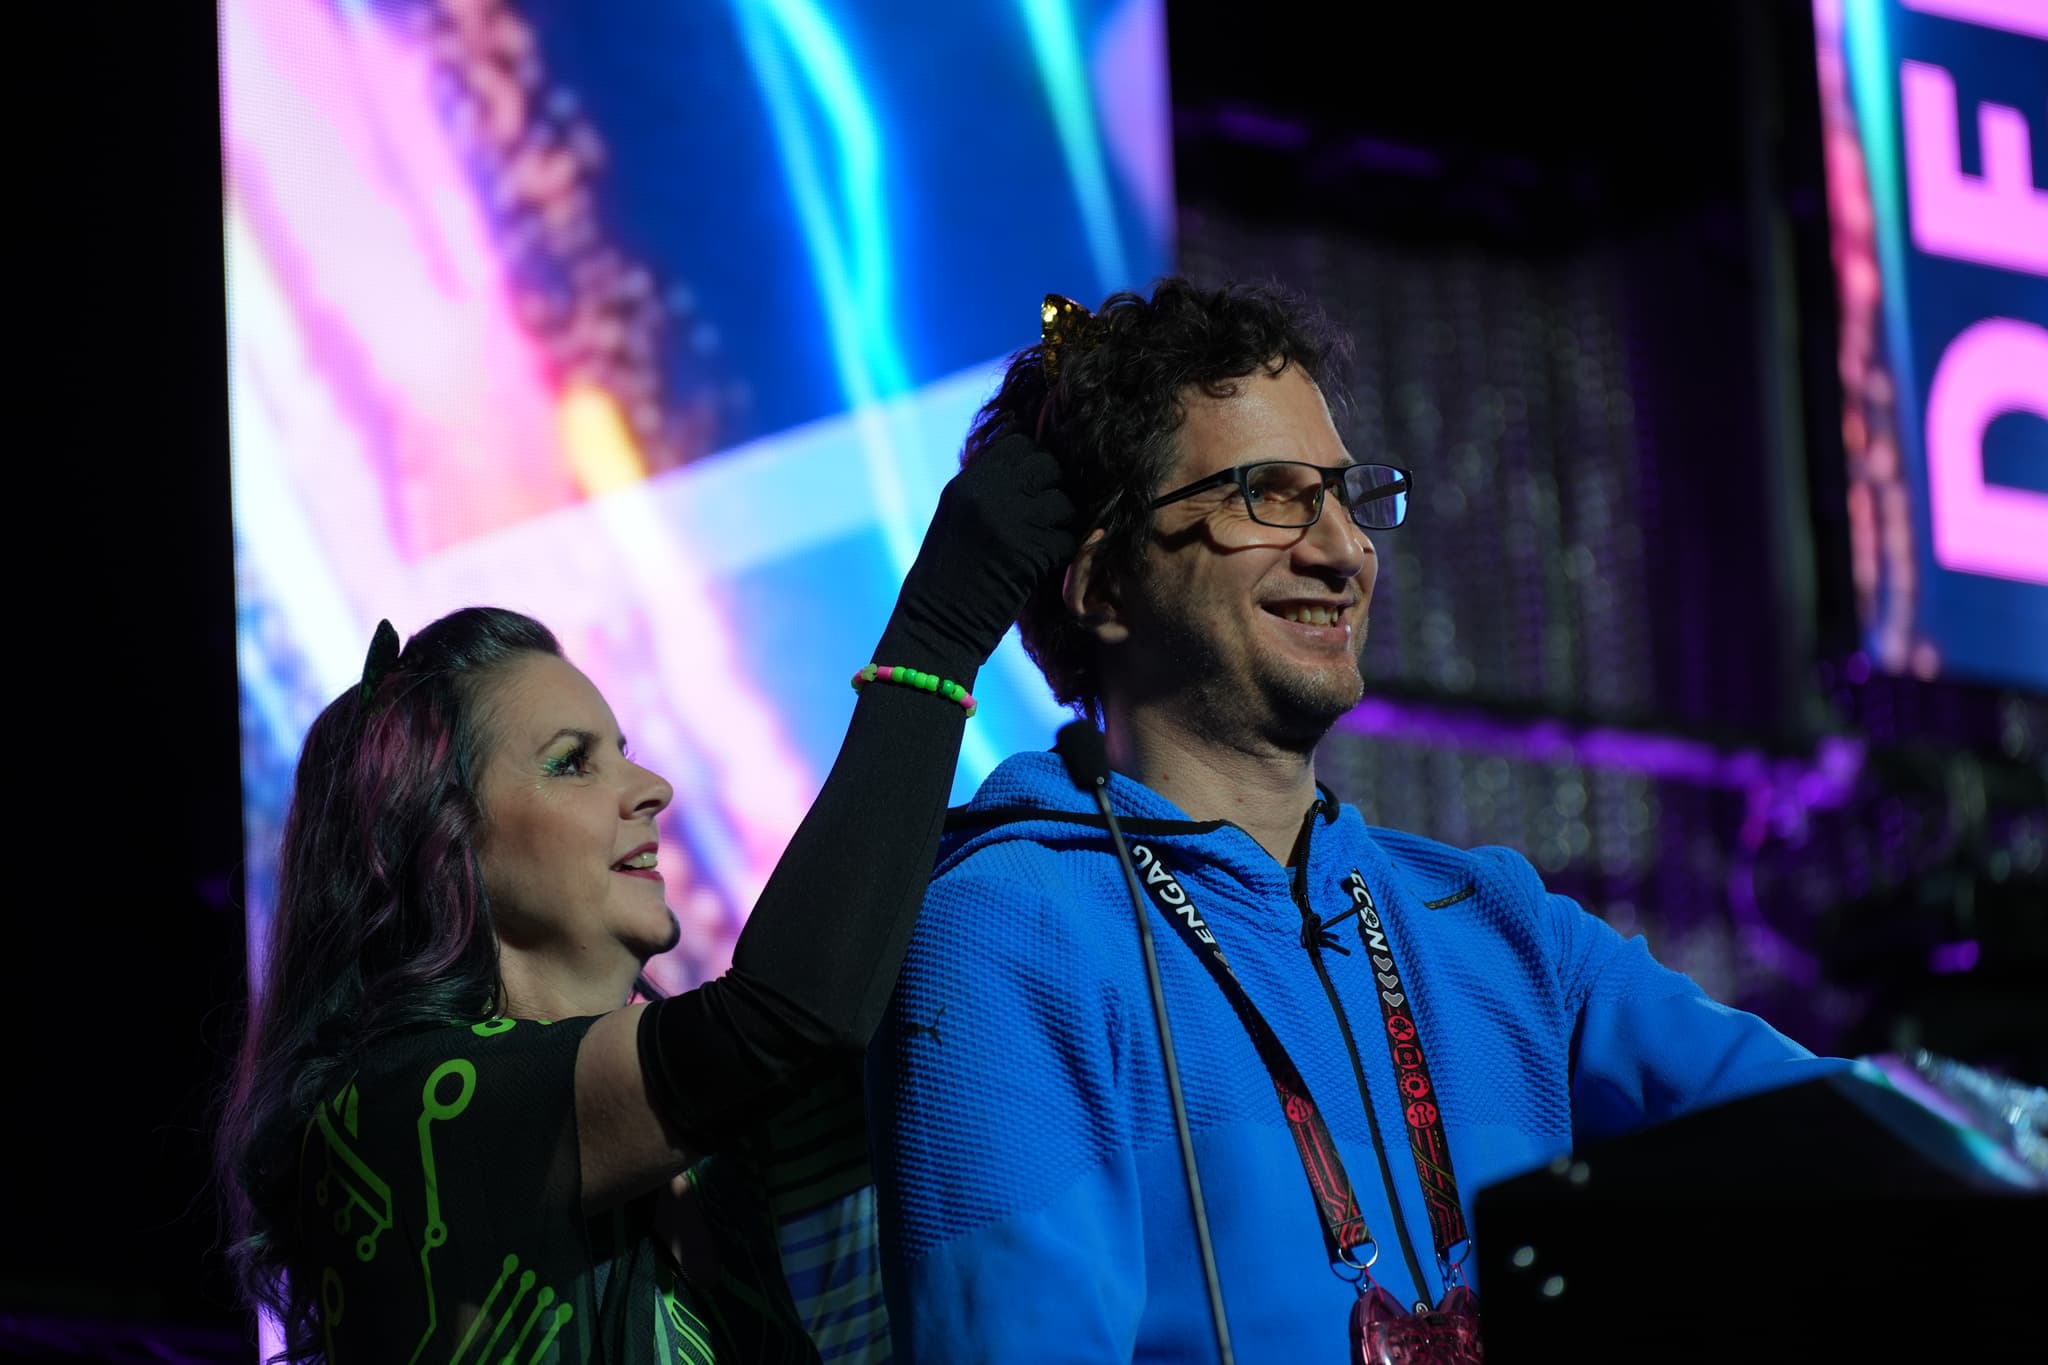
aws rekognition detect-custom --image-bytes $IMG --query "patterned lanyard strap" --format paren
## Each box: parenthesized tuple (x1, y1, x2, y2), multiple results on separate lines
(1125, 843, 1469, 1283)
(1338, 869, 1469, 1270)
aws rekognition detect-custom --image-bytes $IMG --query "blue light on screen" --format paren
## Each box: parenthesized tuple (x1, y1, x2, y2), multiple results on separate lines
(222, 0, 1176, 1043)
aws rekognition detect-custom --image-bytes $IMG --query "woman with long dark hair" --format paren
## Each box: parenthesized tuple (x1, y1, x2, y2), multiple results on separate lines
(217, 435, 1073, 1362)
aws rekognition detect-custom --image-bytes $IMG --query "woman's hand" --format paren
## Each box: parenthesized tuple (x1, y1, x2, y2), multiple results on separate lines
(876, 431, 1077, 683)
(604, 433, 1076, 1194)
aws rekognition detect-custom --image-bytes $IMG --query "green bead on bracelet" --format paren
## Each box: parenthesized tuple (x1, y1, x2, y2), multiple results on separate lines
(851, 663, 979, 717)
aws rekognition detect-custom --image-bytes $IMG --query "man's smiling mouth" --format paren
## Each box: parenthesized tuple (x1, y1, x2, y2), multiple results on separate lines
(1262, 599, 1356, 631)
(1270, 604, 1344, 627)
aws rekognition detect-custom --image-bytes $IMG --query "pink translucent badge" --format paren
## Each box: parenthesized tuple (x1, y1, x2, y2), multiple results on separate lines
(1351, 1283, 1483, 1365)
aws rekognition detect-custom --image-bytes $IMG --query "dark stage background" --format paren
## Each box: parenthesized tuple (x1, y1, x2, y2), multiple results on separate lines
(17, 2, 2042, 1359)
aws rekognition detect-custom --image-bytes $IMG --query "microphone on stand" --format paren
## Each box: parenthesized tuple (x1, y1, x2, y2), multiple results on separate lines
(1054, 720, 1236, 1365)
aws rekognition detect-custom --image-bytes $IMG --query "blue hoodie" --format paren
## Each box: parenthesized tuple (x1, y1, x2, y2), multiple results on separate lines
(867, 752, 1844, 1363)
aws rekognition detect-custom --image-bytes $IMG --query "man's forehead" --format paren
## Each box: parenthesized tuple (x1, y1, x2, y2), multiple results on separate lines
(1168, 365, 1344, 481)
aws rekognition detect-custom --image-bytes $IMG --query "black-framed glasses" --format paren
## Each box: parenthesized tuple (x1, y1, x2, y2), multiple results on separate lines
(1148, 461, 1411, 531)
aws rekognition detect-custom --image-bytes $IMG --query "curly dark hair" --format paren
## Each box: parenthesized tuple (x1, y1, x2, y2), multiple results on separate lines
(216, 606, 560, 1361)
(963, 277, 1348, 721)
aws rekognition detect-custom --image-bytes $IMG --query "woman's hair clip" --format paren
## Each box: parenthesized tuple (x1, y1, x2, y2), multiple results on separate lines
(1040, 293, 1096, 381)
(358, 619, 402, 709)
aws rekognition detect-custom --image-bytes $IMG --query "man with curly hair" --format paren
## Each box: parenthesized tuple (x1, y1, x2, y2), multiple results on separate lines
(865, 278, 1843, 1361)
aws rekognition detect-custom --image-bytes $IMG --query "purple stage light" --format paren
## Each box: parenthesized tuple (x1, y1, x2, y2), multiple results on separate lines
(1339, 136, 1446, 178)
(1926, 939, 1981, 974)
(1209, 106, 1311, 149)
(1337, 696, 1867, 805)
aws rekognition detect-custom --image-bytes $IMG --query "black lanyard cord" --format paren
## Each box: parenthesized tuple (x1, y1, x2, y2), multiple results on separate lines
(1133, 836, 1472, 1293)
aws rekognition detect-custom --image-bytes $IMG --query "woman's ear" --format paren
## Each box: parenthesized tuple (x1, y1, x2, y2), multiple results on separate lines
(1062, 529, 1129, 645)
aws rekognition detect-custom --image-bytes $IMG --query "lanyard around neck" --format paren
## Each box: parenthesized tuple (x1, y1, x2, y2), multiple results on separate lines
(1122, 840, 1470, 1279)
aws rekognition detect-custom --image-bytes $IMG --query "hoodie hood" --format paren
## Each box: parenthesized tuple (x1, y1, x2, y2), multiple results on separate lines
(940, 748, 1518, 920)
(938, 749, 1352, 894)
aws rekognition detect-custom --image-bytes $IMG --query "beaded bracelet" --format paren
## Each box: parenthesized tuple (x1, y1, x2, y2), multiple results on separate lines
(851, 663, 979, 718)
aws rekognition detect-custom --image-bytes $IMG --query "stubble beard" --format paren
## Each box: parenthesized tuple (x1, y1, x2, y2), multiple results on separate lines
(1261, 651, 1365, 747)
(1146, 610, 1369, 755)
(1254, 625, 1367, 749)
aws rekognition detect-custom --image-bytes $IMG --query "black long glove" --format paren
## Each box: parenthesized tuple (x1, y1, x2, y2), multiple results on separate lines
(639, 433, 1075, 1149)
(872, 431, 1079, 686)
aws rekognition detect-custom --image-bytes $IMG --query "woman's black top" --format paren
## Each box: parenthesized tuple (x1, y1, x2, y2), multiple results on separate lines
(298, 1016, 817, 1364)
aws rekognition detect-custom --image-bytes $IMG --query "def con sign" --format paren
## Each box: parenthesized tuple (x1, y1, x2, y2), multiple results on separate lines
(1827, 0, 2048, 688)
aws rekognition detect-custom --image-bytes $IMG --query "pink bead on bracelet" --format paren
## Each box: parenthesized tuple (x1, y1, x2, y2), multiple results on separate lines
(851, 663, 979, 718)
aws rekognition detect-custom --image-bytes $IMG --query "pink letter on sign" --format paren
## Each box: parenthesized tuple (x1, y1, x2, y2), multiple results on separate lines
(1901, 61, 2048, 276)
(1925, 318, 2048, 585)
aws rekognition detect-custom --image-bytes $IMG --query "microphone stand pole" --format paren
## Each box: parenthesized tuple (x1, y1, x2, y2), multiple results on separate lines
(1056, 720, 1236, 1365)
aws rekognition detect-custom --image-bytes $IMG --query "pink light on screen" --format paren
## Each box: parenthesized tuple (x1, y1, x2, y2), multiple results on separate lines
(222, 0, 820, 986)
(1923, 317, 2048, 584)
(221, 0, 583, 559)
(1900, 0, 2048, 41)
(1900, 60, 2048, 277)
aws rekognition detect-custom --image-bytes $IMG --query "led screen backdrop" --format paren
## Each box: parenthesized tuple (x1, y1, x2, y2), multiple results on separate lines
(1812, 0, 2047, 691)
(224, 0, 1173, 993)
